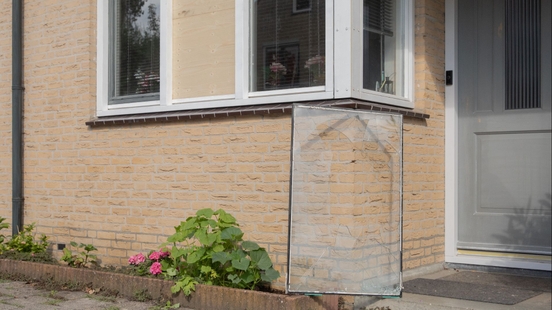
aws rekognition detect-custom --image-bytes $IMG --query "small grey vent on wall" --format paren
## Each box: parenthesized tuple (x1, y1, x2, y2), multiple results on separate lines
(505, 0, 541, 110)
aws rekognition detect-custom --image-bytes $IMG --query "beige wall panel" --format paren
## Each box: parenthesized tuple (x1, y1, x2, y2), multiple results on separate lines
(172, 0, 235, 99)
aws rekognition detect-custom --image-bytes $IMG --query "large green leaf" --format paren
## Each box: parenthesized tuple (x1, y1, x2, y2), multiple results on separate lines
(241, 241, 260, 251)
(218, 223, 236, 229)
(212, 251, 231, 264)
(161, 260, 171, 270)
(182, 218, 197, 231)
(170, 283, 181, 294)
(241, 271, 256, 284)
(196, 208, 214, 218)
(170, 246, 188, 259)
(249, 249, 272, 270)
(261, 267, 280, 282)
(167, 231, 186, 243)
(228, 274, 241, 284)
(219, 212, 236, 224)
(194, 227, 213, 246)
(200, 265, 212, 274)
(230, 249, 246, 260)
(221, 227, 243, 240)
(212, 244, 225, 253)
(207, 232, 218, 245)
(207, 219, 218, 228)
(166, 267, 177, 277)
(187, 247, 206, 264)
(231, 257, 250, 271)
(199, 218, 212, 228)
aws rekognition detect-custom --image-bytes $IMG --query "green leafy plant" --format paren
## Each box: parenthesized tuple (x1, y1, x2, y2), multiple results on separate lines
(132, 288, 152, 302)
(2, 223, 48, 254)
(149, 301, 180, 310)
(162, 208, 280, 295)
(0, 217, 8, 246)
(61, 242, 98, 268)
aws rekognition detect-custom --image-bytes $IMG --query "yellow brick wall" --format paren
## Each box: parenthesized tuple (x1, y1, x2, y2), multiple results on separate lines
(0, 0, 12, 222)
(404, 0, 446, 269)
(0, 0, 446, 287)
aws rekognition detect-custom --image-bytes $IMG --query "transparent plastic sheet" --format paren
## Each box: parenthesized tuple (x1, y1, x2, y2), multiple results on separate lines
(287, 105, 403, 296)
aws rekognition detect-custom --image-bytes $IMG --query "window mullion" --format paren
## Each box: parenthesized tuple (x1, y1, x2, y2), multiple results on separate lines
(335, 0, 353, 98)
(235, 0, 248, 100)
(160, 0, 171, 106)
(324, 0, 334, 93)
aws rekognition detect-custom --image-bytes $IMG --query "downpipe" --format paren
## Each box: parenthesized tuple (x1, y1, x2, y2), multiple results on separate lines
(12, 0, 23, 235)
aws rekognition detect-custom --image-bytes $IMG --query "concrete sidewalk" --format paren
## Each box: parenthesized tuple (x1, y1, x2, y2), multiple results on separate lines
(356, 269, 551, 310)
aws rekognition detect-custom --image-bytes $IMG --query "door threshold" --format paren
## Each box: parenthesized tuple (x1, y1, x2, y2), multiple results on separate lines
(458, 249, 551, 262)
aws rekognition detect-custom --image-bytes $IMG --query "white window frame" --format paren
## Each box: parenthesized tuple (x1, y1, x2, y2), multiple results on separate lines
(96, 0, 412, 118)
(97, 0, 171, 115)
(351, 0, 415, 108)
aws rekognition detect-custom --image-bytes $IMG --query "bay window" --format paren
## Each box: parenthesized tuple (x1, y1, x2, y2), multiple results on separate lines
(96, 1, 413, 117)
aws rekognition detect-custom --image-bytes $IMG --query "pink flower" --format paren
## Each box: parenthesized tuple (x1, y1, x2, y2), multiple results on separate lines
(128, 253, 146, 265)
(149, 250, 170, 261)
(304, 55, 325, 68)
(150, 262, 162, 275)
(269, 62, 287, 74)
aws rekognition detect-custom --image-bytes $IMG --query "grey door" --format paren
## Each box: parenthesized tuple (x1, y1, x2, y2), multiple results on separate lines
(457, 0, 551, 255)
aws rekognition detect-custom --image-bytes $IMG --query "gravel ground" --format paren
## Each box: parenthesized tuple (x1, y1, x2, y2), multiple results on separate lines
(0, 279, 189, 310)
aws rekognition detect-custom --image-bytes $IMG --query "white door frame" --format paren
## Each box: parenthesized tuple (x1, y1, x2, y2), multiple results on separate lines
(444, 0, 551, 271)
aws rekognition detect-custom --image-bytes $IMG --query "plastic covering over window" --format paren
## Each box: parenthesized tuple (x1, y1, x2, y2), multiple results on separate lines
(287, 105, 403, 296)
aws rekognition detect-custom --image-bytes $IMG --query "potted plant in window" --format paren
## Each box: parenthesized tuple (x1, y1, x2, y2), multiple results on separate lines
(305, 55, 325, 86)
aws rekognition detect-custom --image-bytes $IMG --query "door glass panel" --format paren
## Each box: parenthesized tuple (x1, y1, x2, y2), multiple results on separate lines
(287, 105, 403, 295)
(505, 0, 541, 110)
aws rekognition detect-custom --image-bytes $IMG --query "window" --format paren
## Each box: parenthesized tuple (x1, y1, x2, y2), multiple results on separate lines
(360, 0, 412, 104)
(96, 1, 413, 117)
(250, 0, 325, 92)
(109, 0, 161, 105)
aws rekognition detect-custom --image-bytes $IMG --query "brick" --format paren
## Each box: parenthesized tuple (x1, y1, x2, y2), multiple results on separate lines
(0, 0, 447, 276)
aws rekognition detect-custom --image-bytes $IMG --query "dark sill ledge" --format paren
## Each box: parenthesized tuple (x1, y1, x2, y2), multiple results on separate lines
(86, 99, 429, 127)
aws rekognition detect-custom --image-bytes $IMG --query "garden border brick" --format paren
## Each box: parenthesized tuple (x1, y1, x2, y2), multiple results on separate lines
(0, 259, 338, 310)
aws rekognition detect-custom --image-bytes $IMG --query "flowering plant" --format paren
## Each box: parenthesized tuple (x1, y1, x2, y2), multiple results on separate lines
(304, 55, 325, 85)
(127, 249, 171, 276)
(128, 253, 146, 265)
(125, 209, 280, 297)
(267, 62, 287, 86)
(134, 68, 160, 94)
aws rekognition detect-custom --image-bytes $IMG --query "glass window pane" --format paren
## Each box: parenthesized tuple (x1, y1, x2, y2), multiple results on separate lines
(288, 105, 403, 295)
(250, 0, 325, 92)
(112, 0, 161, 102)
(363, 0, 404, 97)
